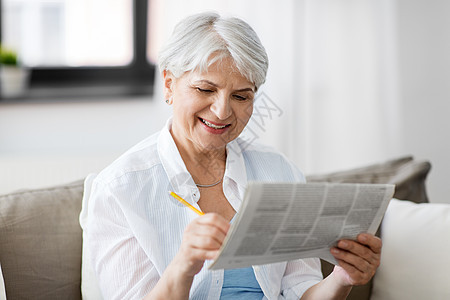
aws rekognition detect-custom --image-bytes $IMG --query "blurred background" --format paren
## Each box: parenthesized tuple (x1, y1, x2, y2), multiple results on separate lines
(0, 0, 449, 204)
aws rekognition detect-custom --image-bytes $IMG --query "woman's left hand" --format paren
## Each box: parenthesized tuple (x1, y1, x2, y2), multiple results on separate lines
(330, 233, 382, 287)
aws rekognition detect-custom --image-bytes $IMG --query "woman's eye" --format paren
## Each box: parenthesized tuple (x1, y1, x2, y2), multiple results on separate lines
(234, 94, 247, 101)
(197, 88, 213, 93)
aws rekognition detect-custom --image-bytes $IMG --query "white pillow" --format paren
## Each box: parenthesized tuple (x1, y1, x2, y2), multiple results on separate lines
(79, 173, 103, 300)
(371, 199, 450, 300)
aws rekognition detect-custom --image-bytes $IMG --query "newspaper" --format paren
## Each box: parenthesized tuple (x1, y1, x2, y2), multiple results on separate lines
(209, 182, 395, 270)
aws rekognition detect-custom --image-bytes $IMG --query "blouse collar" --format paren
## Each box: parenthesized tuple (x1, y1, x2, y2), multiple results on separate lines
(157, 118, 248, 204)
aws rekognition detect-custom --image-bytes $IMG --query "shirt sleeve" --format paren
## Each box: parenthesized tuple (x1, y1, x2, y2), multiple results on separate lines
(87, 179, 159, 300)
(280, 258, 323, 299)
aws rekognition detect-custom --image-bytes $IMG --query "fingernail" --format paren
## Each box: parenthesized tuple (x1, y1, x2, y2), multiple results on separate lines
(339, 241, 348, 248)
(331, 248, 339, 254)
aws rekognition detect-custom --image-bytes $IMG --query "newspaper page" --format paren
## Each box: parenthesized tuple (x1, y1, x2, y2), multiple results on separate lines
(209, 182, 395, 270)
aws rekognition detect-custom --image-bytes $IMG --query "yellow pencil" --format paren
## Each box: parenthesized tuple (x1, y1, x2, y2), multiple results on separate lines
(169, 191, 204, 216)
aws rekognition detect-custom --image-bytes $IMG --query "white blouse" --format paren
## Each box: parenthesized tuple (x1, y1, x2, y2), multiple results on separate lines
(87, 118, 322, 300)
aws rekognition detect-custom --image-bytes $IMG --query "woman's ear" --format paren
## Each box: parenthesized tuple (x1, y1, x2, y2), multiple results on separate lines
(163, 70, 174, 103)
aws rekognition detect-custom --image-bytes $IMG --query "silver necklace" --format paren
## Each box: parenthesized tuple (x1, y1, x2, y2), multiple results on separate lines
(195, 177, 223, 188)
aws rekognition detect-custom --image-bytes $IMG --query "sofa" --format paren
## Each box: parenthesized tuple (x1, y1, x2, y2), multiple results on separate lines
(1, 156, 449, 300)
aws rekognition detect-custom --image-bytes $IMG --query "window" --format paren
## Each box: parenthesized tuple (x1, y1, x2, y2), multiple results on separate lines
(0, 0, 155, 99)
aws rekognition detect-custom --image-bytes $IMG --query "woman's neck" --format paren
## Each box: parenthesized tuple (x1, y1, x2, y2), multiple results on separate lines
(170, 130, 226, 185)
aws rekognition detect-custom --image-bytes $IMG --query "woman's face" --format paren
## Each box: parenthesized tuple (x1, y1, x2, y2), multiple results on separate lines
(164, 57, 255, 155)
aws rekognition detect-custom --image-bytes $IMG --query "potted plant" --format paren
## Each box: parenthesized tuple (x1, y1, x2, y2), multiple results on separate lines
(0, 46, 30, 98)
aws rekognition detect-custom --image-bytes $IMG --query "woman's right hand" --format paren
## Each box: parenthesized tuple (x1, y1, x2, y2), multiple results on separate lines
(145, 213, 230, 300)
(172, 213, 230, 278)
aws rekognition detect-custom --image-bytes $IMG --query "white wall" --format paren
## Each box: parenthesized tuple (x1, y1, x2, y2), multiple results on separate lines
(0, 96, 171, 193)
(396, 0, 450, 203)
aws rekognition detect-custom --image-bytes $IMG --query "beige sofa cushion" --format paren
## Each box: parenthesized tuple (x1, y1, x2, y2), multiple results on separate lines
(0, 181, 83, 299)
(306, 156, 431, 204)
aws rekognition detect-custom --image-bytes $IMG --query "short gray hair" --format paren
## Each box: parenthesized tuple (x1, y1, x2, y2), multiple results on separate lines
(158, 12, 269, 90)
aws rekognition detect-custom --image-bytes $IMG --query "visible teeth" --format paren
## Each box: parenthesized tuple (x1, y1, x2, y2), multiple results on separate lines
(201, 119, 227, 129)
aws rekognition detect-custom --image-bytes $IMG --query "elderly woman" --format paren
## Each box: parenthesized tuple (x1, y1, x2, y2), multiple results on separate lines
(87, 12, 381, 299)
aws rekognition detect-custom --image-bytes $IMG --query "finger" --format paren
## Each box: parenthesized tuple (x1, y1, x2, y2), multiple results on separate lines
(185, 214, 230, 247)
(183, 213, 232, 252)
(336, 239, 380, 265)
(331, 246, 372, 274)
(185, 222, 228, 245)
(336, 258, 360, 276)
(357, 233, 382, 254)
(196, 213, 231, 235)
(335, 259, 372, 286)
(184, 230, 225, 251)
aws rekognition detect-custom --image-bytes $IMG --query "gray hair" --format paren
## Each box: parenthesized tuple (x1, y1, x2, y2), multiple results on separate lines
(158, 12, 268, 90)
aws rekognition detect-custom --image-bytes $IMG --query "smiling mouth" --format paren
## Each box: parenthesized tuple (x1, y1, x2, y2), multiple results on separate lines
(199, 118, 230, 129)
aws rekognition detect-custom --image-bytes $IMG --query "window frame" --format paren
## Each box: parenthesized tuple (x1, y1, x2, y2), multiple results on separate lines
(0, 0, 155, 100)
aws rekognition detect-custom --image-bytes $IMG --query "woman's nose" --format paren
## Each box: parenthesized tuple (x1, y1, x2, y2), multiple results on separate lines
(211, 94, 232, 120)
